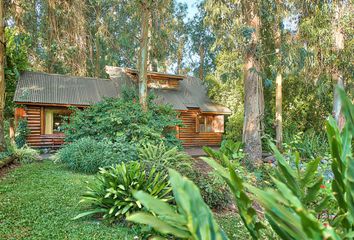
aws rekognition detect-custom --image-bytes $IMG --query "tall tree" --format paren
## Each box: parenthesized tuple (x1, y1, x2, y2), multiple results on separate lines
(332, 2, 345, 130)
(0, 0, 5, 151)
(274, 1, 284, 149)
(189, 2, 215, 80)
(138, 0, 151, 111)
(242, 1, 264, 167)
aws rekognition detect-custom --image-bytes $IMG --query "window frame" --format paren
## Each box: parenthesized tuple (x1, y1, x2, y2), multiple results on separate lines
(196, 114, 224, 133)
(43, 107, 71, 135)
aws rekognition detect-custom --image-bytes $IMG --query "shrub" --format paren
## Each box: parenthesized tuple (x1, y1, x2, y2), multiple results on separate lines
(63, 89, 182, 149)
(203, 140, 245, 171)
(283, 129, 329, 159)
(138, 143, 191, 172)
(14, 145, 40, 164)
(128, 169, 228, 239)
(192, 172, 232, 210)
(139, 143, 231, 210)
(74, 162, 173, 221)
(15, 119, 30, 148)
(56, 137, 137, 174)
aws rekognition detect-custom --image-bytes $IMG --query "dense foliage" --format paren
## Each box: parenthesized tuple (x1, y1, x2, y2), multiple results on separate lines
(127, 90, 354, 239)
(74, 162, 173, 221)
(13, 145, 40, 164)
(138, 143, 191, 173)
(15, 118, 29, 148)
(128, 169, 228, 239)
(63, 91, 182, 149)
(4, 28, 29, 119)
(139, 142, 232, 210)
(56, 137, 137, 174)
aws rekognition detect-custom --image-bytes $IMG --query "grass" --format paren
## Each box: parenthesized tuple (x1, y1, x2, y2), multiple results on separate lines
(0, 161, 138, 240)
(0, 161, 249, 239)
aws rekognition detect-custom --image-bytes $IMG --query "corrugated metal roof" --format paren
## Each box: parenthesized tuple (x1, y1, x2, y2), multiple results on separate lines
(14, 71, 118, 105)
(152, 76, 231, 113)
(106, 66, 230, 113)
(14, 69, 231, 114)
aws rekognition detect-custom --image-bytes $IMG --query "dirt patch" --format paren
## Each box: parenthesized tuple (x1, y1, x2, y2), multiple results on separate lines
(192, 158, 213, 173)
(0, 161, 20, 179)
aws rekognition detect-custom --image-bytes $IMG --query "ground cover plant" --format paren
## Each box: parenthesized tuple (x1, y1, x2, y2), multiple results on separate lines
(0, 161, 138, 239)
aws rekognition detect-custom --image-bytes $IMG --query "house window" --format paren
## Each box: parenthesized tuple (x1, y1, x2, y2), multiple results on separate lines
(196, 115, 224, 133)
(44, 109, 70, 134)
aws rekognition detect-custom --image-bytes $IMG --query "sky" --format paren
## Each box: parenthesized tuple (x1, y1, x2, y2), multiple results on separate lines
(176, 0, 201, 20)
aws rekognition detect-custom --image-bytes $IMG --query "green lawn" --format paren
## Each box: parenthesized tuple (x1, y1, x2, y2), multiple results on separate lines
(0, 161, 138, 240)
(0, 161, 247, 239)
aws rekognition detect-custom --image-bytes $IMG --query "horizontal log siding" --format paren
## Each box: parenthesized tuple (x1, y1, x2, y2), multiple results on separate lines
(25, 105, 64, 148)
(178, 110, 222, 147)
(23, 106, 222, 148)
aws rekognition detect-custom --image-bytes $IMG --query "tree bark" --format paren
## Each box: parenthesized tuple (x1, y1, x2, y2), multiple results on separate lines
(138, 1, 150, 111)
(332, 3, 345, 131)
(199, 45, 205, 80)
(47, 0, 57, 73)
(275, 15, 283, 149)
(176, 38, 184, 74)
(95, 6, 101, 78)
(242, 2, 263, 168)
(275, 72, 282, 149)
(0, 0, 6, 151)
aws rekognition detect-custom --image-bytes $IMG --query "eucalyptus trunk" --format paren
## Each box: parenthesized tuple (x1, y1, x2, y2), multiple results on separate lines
(0, 0, 6, 151)
(242, 2, 263, 168)
(95, 6, 101, 77)
(138, 1, 150, 111)
(198, 45, 205, 80)
(176, 39, 184, 74)
(332, 3, 345, 131)
(47, 0, 57, 73)
(275, 14, 283, 149)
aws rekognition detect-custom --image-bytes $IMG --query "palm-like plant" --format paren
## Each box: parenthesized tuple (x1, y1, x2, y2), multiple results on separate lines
(73, 162, 173, 221)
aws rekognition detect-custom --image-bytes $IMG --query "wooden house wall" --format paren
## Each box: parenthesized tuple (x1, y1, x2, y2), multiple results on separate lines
(22, 105, 64, 148)
(178, 109, 223, 147)
(19, 106, 223, 149)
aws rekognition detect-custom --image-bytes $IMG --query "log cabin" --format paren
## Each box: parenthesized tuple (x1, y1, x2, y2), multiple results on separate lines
(13, 67, 231, 149)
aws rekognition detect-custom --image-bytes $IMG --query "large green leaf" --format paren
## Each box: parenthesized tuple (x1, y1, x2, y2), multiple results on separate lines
(128, 212, 191, 238)
(338, 87, 354, 135)
(270, 143, 301, 197)
(168, 169, 229, 240)
(202, 156, 264, 239)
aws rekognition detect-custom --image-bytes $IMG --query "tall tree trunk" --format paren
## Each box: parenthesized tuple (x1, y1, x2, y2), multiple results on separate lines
(275, 71, 282, 149)
(275, 14, 283, 149)
(47, 0, 57, 73)
(199, 45, 205, 80)
(95, 6, 101, 77)
(0, 0, 6, 151)
(332, 3, 345, 130)
(176, 38, 184, 74)
(242, 2, 263, 168)
(138, 2, 150, 111)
